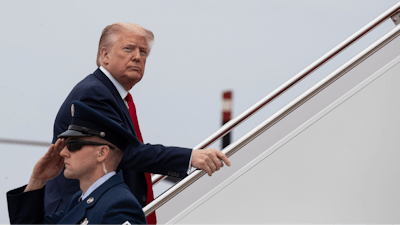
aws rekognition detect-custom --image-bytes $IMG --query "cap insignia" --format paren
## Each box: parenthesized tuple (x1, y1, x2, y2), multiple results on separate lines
(71, 104, 75, 117)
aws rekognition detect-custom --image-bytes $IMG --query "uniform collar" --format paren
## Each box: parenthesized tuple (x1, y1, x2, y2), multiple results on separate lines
(57, 170, 125, 224)
(80, 171, 116, 201)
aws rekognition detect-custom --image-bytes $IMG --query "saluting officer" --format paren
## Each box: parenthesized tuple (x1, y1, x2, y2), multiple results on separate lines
(7, 101, 146, 224)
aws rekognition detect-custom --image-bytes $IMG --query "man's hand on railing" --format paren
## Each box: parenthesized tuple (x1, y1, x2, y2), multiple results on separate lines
(191, 149, 231, 176)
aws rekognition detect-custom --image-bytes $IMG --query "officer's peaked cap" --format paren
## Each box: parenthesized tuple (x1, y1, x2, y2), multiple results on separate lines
(58, 100, 139, 152)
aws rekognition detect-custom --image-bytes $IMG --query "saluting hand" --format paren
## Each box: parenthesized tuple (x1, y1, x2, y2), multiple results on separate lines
(191, 148, 231, 176)
(24, 139, 65, 192)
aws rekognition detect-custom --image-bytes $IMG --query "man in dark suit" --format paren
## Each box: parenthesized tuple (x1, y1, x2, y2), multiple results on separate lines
(46, 23, 231, 223)
(7, 101, 146, 224)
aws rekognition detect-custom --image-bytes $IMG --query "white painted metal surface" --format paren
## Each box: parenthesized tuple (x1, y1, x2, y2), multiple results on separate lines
(151, 22, 400, 223)
(172, 52, 400, 224)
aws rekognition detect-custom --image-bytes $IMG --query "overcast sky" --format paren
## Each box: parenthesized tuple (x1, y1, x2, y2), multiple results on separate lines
(1, 0, 399, 223)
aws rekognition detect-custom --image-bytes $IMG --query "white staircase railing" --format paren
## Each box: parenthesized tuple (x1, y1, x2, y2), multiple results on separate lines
(146, 0, 400, 216)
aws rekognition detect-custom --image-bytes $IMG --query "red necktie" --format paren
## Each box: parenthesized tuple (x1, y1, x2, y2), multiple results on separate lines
(125, 93, 157, 224)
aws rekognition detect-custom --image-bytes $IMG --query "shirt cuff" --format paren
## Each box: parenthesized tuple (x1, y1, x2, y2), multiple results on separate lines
(187, 149, 196, 174)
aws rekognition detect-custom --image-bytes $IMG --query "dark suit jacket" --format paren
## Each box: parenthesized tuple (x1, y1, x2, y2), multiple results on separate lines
(7, 170, 146, 224)
(45, 68, 192, 214)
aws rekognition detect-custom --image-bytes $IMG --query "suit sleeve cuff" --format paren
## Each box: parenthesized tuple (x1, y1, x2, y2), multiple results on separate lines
(7, 185, 45, 223)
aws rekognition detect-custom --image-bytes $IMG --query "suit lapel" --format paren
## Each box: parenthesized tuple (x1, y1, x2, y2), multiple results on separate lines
(93, 69, 136, 135)
(57, 171, 125, 224)
(57, 192, 86, 224)
(57, 201, 87, 224)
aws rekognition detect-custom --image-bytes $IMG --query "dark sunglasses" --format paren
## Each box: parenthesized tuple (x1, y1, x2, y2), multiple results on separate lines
(66, 139, 115, 152)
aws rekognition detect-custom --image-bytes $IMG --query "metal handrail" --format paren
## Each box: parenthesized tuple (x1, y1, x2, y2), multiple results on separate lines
(0, 138, 51, 147)
(146, 1, 400, 215)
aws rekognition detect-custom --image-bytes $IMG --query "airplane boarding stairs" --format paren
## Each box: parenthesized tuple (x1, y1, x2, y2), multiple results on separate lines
(146, 2, 400, 223)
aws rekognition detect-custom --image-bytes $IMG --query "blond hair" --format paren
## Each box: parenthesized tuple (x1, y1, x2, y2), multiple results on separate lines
(96, 22, 154, 67)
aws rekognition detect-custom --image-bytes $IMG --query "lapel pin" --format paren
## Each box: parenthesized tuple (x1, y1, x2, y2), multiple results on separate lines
(86, 197, 94, 204)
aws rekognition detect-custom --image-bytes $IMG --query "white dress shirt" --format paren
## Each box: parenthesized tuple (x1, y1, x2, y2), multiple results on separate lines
(99, 66, 193, 174)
